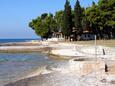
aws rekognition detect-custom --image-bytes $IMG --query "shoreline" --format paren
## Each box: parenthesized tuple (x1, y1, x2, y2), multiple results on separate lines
(4, 60, 115, 86)
(0, 46, 51, 53)
(1, 40, 115, 86)
(0, 41, 51, 53)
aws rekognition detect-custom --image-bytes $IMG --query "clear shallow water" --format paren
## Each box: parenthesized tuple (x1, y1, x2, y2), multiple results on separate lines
(0, 53, 68, 86)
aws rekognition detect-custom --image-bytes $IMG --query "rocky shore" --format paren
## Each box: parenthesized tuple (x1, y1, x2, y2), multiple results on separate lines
(0, 42, 51, 53)
(1, 39, 115, 86)
(4, 60, 115, 86)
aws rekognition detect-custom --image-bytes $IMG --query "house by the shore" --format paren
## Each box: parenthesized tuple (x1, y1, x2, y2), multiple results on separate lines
(51, 27, 95, 41)
(81, 31, 95, 40)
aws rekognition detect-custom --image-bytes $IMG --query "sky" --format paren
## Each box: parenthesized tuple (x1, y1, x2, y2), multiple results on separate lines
(0, 0, 98, 39)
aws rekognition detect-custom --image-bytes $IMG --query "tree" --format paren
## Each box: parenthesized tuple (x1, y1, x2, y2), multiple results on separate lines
(29, 13, 57, 39)
(29, 0, 115, 40)
(74, 0, 82, 35)
(85, 0, 115, 39)
(74, 0, 82, 34)
(82, 15, 91, 32)
(63, 0, 72, 39)
(98, 0, 115, 39)
(54, 10, 64, 32)
(41, 13, 48, 19)
(85, 2, 101, 38)
(29, 19, 38, 30)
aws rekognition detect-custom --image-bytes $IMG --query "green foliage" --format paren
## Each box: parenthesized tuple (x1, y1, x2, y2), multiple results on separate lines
(82, 16, 90, 31)
(74, 0, 82, 34)
(63, 0, 72, 36)
(35, 22, 48, 37)
(29, 13, 57, 38)
(29, 0, 115, 39)
(54, 10, 64, 32)
(41, 13, 48, 19)
(85, 0, 115, 39)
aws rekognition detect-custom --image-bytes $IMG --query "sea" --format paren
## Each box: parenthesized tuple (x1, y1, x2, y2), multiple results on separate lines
(0, 39, 68, 86)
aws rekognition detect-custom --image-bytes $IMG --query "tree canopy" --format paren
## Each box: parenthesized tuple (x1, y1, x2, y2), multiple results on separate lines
(29, 13, 57, 39)
(85, 0, 115, 39)
(29, 0, 115, 40)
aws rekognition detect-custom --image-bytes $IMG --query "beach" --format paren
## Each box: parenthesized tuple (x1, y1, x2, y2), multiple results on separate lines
(0, 39, 115, 86)
(0, 0, 114, 85)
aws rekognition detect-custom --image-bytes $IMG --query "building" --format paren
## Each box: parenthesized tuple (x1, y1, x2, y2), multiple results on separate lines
(81, 31, 95, 40)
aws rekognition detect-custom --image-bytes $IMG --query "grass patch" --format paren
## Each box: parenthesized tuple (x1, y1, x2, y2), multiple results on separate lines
(62, 40, 115, 47)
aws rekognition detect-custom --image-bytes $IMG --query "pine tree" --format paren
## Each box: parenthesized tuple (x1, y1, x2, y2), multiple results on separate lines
(74, 0, 82, 35)
(63, 0, 72, 38)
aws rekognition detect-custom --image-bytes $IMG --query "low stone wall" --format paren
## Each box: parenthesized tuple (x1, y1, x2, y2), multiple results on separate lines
(69, 59, 105, 76)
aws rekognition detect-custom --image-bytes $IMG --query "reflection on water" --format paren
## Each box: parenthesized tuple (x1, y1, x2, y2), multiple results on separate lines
(0, 53, 69, 86)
